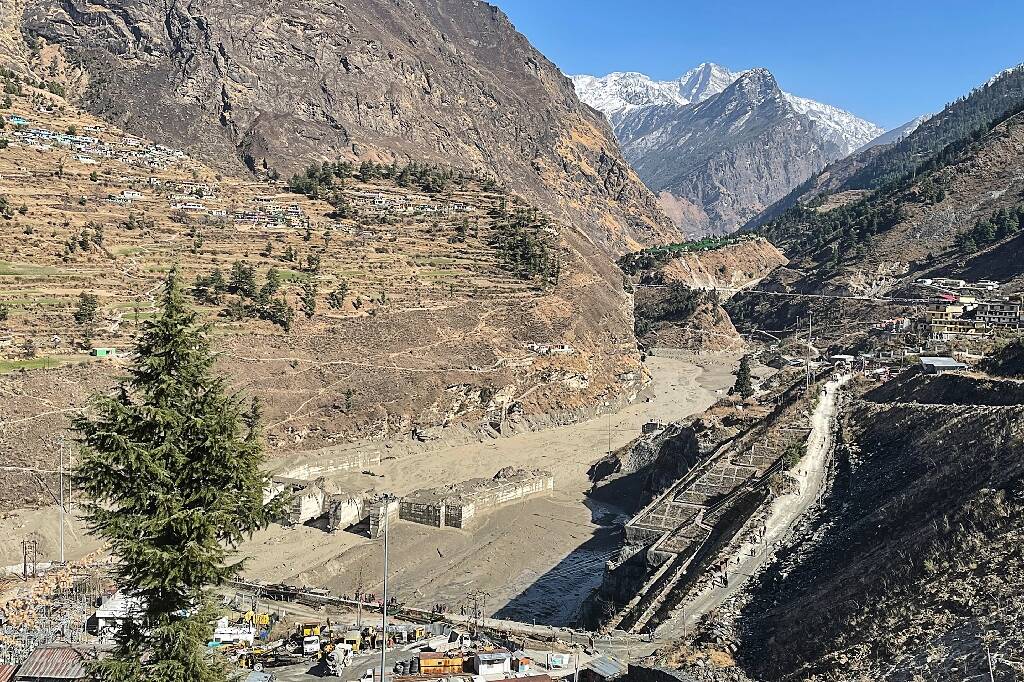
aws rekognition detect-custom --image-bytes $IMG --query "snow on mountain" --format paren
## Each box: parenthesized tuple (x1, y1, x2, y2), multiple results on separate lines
(783, 93, 885, 155)
(572, 62, 884, 158)
(570, 72, 688, 126)
(856, 114, 933, 153)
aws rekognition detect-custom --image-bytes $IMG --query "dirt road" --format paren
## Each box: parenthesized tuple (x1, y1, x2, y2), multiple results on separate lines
(654, 374, 850, 638)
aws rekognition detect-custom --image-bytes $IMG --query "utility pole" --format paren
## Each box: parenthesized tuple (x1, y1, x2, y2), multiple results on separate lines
(380, 496, 391, 682)
(59, 437, 65, 564)
(805, 314, 813, 392)
(355, 564, 365, 630)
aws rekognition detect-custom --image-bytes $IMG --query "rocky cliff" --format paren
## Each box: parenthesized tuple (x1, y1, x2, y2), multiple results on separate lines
(19, 0, 674, 253)
(615, 70, 844, 236)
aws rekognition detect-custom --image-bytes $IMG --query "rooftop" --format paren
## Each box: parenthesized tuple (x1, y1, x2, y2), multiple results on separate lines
(919, 356, 967, 368)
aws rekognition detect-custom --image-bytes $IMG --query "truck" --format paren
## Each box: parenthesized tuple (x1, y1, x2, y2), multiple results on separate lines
(324, 643, 354, 676)
(302, 635, 322, 658)
(296, 621, 323, 638)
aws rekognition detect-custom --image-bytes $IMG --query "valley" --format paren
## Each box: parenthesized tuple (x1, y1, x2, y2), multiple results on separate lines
(1, 2, 1023, 682)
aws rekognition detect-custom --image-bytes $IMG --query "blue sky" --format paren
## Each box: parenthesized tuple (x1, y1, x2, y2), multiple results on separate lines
(493, 0, 1023, 130)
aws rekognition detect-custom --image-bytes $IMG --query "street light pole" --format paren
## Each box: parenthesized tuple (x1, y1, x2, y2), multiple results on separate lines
(58, 438, 65, 564)
(380, 498, 390, 682)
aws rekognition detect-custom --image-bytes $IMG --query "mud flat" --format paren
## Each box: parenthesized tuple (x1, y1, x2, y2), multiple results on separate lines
(0, 354, 738, 625)
(239, 353, 739, 623)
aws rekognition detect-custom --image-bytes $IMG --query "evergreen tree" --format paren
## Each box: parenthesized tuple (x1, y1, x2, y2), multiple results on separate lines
(73, 270, 282, 681)
(229, 261, 257, 298)
(301, 279, 318, 318)
(74, 292, 99, 325)
(733, 354, 754, 398)
(327, 280, 349, 310)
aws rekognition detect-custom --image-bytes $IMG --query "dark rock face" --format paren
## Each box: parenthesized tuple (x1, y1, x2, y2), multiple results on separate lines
(23, 0, 675, 253)
(616, 70, 840, 236)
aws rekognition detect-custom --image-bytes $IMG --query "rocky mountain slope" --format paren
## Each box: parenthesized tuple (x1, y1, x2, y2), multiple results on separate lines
(617, 70, 864, 235)
(737, 371, 1024, 680)
(11, 0, 675, 255)
(0, 2, 672, 512)
(855, 113, 932, 152)
(575, 65, 882, 236)
(728, 95, 1024, 341)
(747, 65, 1024, 230)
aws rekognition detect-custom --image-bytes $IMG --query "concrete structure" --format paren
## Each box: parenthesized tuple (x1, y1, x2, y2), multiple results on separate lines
(975, 299, 1023, 328)
(368, 496, 400, 539)
(473, 650, 513, 675)
(919, 356, 968, 374)
(89, 591, 143, 637)
(399, 468, 553, 530)
(266, 477, 333, 526)
(326, 494, 365, 531)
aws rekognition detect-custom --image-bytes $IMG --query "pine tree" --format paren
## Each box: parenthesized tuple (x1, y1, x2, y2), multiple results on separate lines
(328, 280, 348, 310)
(74, 292, 99, 325)
(73, 270, 283, 681)
(301, 279, 318, 318)
(733, 354, 754, 398)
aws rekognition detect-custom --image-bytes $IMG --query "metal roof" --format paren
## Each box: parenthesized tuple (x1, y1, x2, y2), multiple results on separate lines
(475, 650, 512, 662)
(920, 356, 966, 367)
(244, 673, 275, 682)
(0, 665, 17, 682)
(584, 655, 628, 679)
(15, 645, 97, 680)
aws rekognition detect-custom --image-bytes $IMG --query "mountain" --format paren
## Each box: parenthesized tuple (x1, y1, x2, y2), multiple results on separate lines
(856, 113, 932, 152)
(0, 0, 683, 511)
(609, 69, 859, 235)
(573, 63, 883, 235)
(570, 62, 739, 127)
(744, 64, 1024, 232)
(14, 0, 676, 255)
(574, 63, 883, 156)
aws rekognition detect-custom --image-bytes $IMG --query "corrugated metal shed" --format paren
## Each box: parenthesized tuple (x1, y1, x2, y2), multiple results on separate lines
(0, 664, 17, 682)
(16, 644, 96, 680)
(583, 654, 627, 680)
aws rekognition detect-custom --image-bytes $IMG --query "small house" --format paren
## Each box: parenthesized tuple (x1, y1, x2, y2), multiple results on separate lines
(472, 650, 512, 675)
(88, 590, 143, 637)
(919, 356, 967, 374)
(16, 644, 108, 681)
(418, 651, 464, 675)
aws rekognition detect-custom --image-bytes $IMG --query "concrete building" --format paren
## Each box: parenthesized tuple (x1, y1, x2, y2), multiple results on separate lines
(473, 650, 513, 675)
(265, 476, 334, 526)
(975, 299, 1023, 328)
(368, 495, 400, 539)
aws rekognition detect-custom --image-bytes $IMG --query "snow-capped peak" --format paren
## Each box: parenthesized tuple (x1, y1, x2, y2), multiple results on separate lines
(783, 93, 885, 155)
(572, 62, 884, 156)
